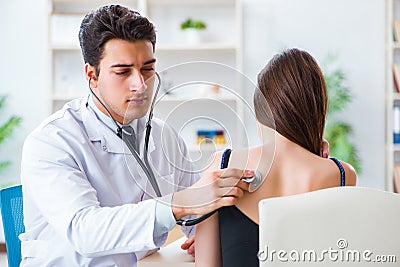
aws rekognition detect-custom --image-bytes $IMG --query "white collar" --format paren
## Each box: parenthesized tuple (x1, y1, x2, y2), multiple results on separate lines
(87, 94, 138, 134)
(84, 95, 154, 155)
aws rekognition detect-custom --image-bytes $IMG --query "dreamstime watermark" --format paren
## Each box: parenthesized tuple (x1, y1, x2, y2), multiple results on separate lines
(258, 238, 397, 263)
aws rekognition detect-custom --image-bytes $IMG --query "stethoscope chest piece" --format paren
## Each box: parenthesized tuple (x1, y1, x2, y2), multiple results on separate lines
(242, 170, 263, 192)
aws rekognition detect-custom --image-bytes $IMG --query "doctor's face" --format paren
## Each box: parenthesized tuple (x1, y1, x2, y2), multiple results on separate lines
(87, 39, 156, 124)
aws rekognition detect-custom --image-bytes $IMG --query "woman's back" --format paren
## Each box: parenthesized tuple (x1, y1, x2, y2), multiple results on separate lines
(195, 48, 357, 267)
(228, 133, 356, 223)
(217, 133, 356, 266)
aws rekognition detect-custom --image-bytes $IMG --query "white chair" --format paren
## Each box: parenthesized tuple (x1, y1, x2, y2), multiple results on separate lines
(258, 187, 400, 266)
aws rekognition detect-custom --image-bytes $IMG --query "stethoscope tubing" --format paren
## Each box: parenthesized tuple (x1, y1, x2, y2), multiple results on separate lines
(89, 72, 219, 226)
(88, 73, 163, 198)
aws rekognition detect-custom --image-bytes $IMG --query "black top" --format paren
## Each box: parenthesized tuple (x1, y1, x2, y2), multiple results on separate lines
(218, 149, 346, 267)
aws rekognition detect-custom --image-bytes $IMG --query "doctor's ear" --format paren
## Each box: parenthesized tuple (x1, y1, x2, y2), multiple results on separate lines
(88, 74, 98, 89)
(85, 64, 98, 87)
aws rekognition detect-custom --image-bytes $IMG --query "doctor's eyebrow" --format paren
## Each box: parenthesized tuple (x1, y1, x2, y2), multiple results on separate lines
(110, 59, 156, 68)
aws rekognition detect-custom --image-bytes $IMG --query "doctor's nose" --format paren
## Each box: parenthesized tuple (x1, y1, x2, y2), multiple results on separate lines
(129, 70, 147, 93)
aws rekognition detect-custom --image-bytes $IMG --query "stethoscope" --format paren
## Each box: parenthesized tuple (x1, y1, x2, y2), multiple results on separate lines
(88, 72, 233, 226)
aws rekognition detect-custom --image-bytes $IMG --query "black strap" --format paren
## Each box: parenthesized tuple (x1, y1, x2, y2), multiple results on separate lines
(221, 149, 232, 169)
(329, 157, 346, 186)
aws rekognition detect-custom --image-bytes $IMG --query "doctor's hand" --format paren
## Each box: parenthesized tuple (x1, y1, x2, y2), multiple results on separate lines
(171, 168, 253, 220)
(181, 235, 195, 257)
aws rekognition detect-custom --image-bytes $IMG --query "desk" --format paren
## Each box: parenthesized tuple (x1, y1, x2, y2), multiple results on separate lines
(138, 237, 195, 267)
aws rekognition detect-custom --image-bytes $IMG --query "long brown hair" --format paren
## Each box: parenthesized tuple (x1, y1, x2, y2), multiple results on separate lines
(254, 48, 327, 155)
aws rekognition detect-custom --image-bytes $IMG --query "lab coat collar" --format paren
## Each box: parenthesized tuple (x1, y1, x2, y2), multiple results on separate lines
(81, 96, 156, 155)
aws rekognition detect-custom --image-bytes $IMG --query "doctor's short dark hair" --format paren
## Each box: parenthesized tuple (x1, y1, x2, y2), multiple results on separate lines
(254, 48, 327, 156)
(78, 5, 156, 75)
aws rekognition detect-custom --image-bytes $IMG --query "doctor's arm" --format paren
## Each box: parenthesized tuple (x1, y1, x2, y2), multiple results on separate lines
(21, 127, 169, 257)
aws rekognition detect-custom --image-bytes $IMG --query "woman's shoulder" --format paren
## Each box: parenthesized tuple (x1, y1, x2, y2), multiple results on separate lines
(338, 160, 357, 186)
(206, 146, 264, 172)
(308, 157, 357, 191)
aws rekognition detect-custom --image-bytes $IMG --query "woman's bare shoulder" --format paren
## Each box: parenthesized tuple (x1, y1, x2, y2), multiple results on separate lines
(340, 160, 357, 186)
(310, 158, 357, 190)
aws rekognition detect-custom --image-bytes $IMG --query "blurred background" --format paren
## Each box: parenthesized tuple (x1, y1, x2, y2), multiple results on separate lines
(0, 0, 388, 217)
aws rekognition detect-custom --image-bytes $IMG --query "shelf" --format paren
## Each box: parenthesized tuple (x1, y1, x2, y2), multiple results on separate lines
(51, 43, 237, 52)
(386, 0, 398, 191)
(53, 95, 85, 101)
(388, 143, 400, 152)
(147, 0, 236, 6)
(157, 43, 237, 52)
(393, 43, 400, 49)
(53, 95, 237, 102)
(157, 95, 238, 103)
(394, 93, 400, 100)
(188, 144, 227, 152)
(52, 0, 138, 14)
(50, 44, 80, 50)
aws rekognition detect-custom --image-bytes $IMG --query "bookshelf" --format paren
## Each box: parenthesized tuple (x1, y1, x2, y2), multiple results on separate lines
(386, 0, 400, 192)
(48, 0, 244, 171)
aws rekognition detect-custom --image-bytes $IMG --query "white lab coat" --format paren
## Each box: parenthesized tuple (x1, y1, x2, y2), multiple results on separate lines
(19, 97, 199, 266)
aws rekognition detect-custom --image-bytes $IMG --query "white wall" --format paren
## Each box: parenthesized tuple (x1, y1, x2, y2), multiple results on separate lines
(0, 0, 386, 191)
(0, 0, 49, 187)
(242, 0, 386, 189)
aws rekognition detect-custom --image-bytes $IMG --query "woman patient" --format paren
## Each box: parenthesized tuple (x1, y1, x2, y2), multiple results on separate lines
(195, 48, 357, 267)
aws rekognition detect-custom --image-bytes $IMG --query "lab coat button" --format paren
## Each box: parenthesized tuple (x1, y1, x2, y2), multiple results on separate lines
(102, 145, 107, 151)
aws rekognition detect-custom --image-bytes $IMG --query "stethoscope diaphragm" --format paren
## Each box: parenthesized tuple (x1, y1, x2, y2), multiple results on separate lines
(242, 169, 263, 192)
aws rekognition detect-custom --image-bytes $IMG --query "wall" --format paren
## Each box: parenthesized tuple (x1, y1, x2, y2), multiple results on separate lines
(0, 0, 386, 202)
(242, 0, 386, 189)
(0, 0, 49, 242)
(0, 0, 49, 187)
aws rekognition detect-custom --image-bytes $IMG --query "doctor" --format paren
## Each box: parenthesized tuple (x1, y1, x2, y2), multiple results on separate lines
(19, 5, 254, 266)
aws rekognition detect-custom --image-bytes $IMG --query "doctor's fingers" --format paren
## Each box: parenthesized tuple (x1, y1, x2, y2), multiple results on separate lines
(217, 178, 249, 191)
(217, 186, 245, 199)
(215, 168, 254, 179)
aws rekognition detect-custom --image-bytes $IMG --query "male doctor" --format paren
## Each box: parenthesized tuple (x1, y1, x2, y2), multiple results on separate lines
(19, 5, 254, 266)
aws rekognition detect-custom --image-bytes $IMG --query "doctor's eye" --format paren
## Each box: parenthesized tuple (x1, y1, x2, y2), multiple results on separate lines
(141, 67, 155, 73)
(115, 70, 129, 76)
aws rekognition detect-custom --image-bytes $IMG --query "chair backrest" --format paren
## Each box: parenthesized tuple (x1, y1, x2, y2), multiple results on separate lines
(0, 185, 24, 267)
(259, 187, 400, 266)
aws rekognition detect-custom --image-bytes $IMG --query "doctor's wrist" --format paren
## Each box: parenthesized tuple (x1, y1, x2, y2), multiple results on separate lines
(171, 191, 191, 220)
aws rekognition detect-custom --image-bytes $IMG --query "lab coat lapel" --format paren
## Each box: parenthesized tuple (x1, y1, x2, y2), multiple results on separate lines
(82, 97, 162, 198)
(136, 118, 159, 199)
(81, 97, 130, 154)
